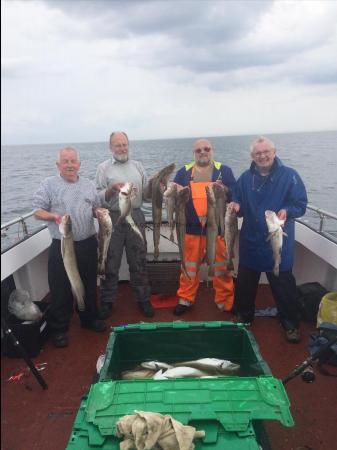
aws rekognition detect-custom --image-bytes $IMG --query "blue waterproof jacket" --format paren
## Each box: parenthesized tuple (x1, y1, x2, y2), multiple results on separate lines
(232, 157, 307, 272)
(174, 161, 236, 235)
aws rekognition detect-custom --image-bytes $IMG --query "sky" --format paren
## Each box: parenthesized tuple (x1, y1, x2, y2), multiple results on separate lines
(2, 0, 337, 145)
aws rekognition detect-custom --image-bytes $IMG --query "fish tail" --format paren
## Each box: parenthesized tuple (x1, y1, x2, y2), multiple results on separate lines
(126, 216, 144, 241)
(72, 287, 85, 311)
(273, 265, 279, 277)
(226, 260, 234, 271)
(208, 265, 214, 277)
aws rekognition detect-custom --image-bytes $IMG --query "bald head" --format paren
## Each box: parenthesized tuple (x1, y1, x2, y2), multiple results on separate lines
(57, 147, 80, 163)
(193, 138, 214, 167)
(56, 147, 81, 182)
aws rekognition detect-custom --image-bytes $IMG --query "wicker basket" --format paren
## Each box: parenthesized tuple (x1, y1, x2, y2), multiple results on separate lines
(146, 260, 181, 294)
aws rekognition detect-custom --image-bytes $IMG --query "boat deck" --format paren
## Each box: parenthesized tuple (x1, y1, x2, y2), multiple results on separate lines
(1, 283, 336, 450)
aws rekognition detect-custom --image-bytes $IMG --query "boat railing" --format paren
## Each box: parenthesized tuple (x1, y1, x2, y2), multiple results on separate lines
(297, 204, 337, 243)
(1, 212, 47, 253)
(1, 203, 337, 253)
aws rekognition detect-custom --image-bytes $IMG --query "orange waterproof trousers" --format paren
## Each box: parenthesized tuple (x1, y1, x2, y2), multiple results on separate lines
(177, 233, 234, 310)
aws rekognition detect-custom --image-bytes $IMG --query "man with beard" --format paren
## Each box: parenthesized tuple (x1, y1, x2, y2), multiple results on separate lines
(95, 132, 154, 318)
(172, 138, 236, 315)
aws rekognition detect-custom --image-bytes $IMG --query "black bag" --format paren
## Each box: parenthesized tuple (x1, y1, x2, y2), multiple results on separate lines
(296, 282, 328, 323)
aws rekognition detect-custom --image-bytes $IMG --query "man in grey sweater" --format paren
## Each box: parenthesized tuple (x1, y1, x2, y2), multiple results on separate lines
(95, 132, 154, 318)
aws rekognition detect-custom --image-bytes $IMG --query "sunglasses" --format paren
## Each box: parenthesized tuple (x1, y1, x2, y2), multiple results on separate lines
(194, 146, 211, 154)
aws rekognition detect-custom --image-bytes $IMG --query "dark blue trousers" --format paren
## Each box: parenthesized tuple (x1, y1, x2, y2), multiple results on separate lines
(48, 236, 98, 333)
(235, 265, 300, 330)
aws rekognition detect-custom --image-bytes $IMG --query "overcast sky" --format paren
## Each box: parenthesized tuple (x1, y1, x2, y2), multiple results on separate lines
(2, 0, 337, 145)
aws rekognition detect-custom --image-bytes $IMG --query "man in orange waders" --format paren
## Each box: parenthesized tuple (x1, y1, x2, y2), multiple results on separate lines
(173, 139, 236, 315)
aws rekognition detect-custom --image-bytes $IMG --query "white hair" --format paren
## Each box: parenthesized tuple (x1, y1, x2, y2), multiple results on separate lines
(57, 147, 80, 163)
(250, 136, 276, 153)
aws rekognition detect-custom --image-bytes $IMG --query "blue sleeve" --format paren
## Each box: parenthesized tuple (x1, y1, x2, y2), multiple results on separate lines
(221, 166, 236, 201)
(283, 170, 308, 219)
(174, 167, 188, 186)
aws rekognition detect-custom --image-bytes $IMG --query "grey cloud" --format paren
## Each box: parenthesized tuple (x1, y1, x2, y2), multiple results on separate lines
(25, 0, 337, 88)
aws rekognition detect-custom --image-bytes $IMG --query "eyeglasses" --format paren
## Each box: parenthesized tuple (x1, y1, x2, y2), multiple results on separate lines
(194, 147, 211, 154)
(253, 149, 273, 158)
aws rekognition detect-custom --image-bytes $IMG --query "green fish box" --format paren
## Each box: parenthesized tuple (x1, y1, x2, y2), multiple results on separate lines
(67, 321, 294, 449)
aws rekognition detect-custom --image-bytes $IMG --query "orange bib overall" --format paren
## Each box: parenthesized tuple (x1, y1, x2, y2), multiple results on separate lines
(177, 180, 234, 310)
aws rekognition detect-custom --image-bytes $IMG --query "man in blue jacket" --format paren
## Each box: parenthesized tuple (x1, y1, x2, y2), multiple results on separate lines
(229, 136, 307, 343)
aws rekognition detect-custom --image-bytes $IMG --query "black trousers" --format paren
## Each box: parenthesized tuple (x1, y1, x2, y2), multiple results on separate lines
(100, 209, 151, 305)
(48, 236, 98, 333)
(235, 265, 300, 330)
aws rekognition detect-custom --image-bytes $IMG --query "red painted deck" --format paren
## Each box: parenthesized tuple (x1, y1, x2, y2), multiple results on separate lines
(1, 283, 336, 450)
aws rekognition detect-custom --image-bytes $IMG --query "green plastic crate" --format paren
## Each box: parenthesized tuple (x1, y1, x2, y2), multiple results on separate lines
(99, 321, 271, 381)
(66, 322, 293, 449)
(67, 376, 291, 449)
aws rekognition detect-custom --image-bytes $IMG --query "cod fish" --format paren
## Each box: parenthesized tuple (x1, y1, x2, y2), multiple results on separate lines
(224, 204, 238, 271)
(173, 358, 240, 375)
(121, 367, 157, 380)
(117, 182, 143, 241)
(140, 360, 173, 370)
(175, 186, 190, 279)
(265, 210, 287, 277)
(212, 183, 227, 235)
(151, 163, 176, 259)
(163, 182, 178, 242)
(205, 185, 218, 276)
(96, 208, 113, 278)
(59, 215, 85, 311)
(155, 366, 212, 379)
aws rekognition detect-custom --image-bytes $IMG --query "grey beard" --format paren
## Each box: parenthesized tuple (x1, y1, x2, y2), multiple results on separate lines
(113, 154, 129, 163)
(196, 160, 212, 167)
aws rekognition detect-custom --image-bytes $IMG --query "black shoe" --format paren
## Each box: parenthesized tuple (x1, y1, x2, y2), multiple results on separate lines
(138, 301, 154, 318)
(285, 328, 301, 343)
(173, 304, 190, 316)
(97, 303, 112, 320)
(52, 332, 69, 348)
(236, 315, 252, 326)
(81, 319, 107, 332)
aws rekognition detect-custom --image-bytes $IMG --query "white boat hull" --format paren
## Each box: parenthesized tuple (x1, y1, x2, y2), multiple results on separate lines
(1, 221, 337, 303)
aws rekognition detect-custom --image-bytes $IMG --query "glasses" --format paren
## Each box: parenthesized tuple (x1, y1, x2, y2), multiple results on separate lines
(253, 149, 273, 158)
(194, 147, 211, 154)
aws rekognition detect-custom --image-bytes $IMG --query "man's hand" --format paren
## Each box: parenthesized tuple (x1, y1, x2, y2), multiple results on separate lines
(228, 202, 240, 213)
(277, 209, 287, 222)
(52, 213, 62, 224)
(109, 182, 124, 193)
(105, 182, 124, 201)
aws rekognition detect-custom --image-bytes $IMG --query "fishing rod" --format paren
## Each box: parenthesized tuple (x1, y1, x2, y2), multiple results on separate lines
(282, 334, 337, 385)
(145, 224, 179, 248)
(2, 318, 48, 390)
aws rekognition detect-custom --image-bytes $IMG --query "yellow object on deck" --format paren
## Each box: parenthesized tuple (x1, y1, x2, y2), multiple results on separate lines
(317, 292, 337, 327)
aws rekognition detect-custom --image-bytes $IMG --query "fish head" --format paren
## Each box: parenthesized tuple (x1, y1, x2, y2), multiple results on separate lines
(119, 182, 134, 202)
(205, 185, 216, 205)
(163, 182, 178, 198)
(212, 183, 225, 199)
(225, 203, 236, 217)
(265, 210, 284, 232)
(59, 214, 72, 236)
(96, 208, 109, 219)
(179, 186, 190, 204)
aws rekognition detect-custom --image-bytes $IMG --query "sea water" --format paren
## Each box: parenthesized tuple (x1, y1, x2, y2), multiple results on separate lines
(1, 130, 337, 250)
